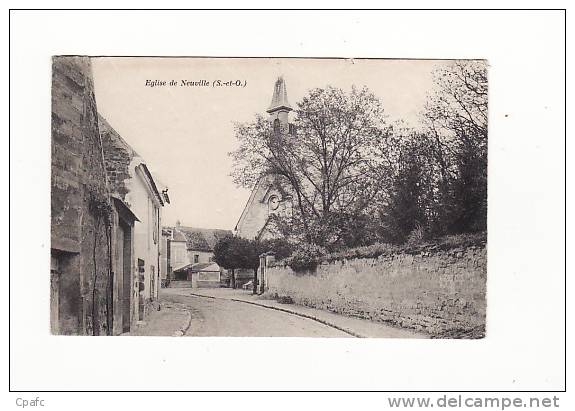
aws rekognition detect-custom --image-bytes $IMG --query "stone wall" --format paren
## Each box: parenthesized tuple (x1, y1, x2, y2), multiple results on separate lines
(265, 244, 486, 338)
(51, 56, 114, 335)
(98, 115, 137, 203)
(167, 279, 221, 289)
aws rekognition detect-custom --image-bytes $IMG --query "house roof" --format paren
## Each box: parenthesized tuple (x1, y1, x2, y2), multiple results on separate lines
(173, 263, 193, 273)
(173, 262, 221, 273)
(111, 196, 140, 223)
(172, 261, 191, 272)
(137, 163, 164, 206)
(98, 114, 164, 206)
(172, 226, 233, 251)
(191, 262, 220, 272)
(170, 227, 187, 242)
(152, 173, 171, 204)
(98, 114, 138, 202)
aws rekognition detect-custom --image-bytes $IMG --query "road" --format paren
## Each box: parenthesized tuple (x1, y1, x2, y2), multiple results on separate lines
(161, 288, 351, 337)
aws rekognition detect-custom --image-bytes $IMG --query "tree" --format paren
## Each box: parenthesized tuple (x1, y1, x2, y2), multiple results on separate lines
(213, 236, 295, 292)
(422, 60, 488, 235)
(212, 236, 255, 289)
(242, 239, 262, 295)
(231, 86, 387, 249)
(379, 133, 432, 243)
(212, 236, 236, 288)
(230, 62, 487, 250)
(240, 238, 296, 294)
(259, 237, 294, 261)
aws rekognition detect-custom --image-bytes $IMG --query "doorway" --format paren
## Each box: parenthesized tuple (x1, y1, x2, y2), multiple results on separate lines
(50, 253, 60, 334)
(118, 221, 132, 333)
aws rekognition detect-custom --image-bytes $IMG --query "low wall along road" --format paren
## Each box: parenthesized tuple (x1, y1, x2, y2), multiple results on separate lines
(265, 239, 486, 338)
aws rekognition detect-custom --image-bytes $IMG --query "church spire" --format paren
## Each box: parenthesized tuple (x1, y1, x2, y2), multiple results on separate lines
(267, 76, 293, 114)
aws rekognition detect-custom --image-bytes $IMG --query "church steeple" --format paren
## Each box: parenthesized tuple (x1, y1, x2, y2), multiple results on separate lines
(267, 76, 293, 114)
(267, 77, 293, 134)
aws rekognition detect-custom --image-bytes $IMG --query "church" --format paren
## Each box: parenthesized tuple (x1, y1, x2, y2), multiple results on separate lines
(234, 77, 295, 241)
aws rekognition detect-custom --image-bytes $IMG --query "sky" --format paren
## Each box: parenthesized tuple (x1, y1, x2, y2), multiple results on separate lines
(91, 57, 448, 231)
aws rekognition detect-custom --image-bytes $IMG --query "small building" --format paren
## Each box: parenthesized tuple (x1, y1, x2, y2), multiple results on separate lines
(173, 262, 222, 288)
(162, 223, 232, 287)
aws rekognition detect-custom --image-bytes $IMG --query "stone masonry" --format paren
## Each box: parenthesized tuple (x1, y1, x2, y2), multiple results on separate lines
(51, 56, 114, 335)
(265, 244, 487, 338)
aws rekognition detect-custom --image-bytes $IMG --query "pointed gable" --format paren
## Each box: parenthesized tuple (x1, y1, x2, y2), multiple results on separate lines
(235, 174, 291, 239)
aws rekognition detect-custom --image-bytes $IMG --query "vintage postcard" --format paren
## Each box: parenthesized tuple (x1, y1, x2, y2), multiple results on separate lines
(51, 57, 487, 338)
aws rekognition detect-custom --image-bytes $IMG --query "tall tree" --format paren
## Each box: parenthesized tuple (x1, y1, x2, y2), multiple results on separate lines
(423, 60, 488, 234)
(231, 86, 387, 248)
(379, 133, 432, 243)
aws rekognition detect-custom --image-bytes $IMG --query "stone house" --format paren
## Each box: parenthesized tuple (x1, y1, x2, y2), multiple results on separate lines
(51, 56, 114, 335)
(51, 56, 169, 335)
(51, 57, 137, 335)
(99, 115, 169, 321)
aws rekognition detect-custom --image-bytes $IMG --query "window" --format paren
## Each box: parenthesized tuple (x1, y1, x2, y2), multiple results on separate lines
(194, 254, 199, 264)
(273, 118, 280, 134)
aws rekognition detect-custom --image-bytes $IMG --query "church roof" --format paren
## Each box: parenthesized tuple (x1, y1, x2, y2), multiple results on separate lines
(267, 76, 293, 113)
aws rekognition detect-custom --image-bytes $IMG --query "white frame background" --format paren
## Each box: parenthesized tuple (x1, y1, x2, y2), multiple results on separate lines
(6, 7, 568, 398)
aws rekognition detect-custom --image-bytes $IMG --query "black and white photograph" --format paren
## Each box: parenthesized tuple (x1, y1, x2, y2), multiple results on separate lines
(9, 7, 567, 398)
(51, 57, 487, 339)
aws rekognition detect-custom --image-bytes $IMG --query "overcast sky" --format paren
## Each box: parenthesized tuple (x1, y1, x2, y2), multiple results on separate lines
(91, 57, 448, 230)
